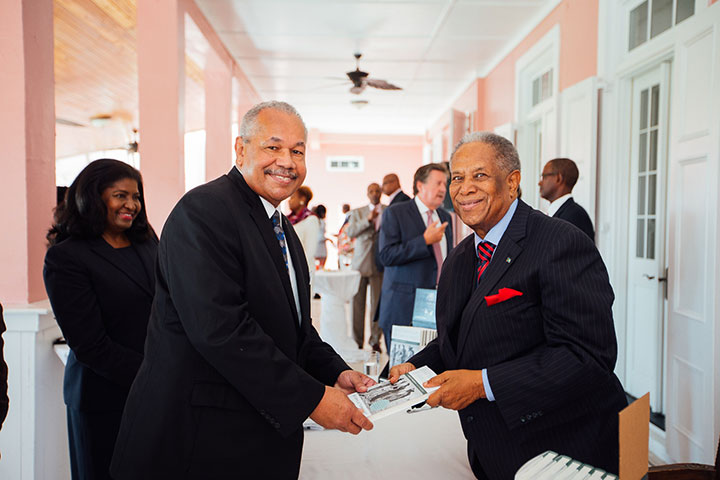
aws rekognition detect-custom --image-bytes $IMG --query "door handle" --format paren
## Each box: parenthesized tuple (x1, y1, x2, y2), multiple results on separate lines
(643, 274, 655, 280)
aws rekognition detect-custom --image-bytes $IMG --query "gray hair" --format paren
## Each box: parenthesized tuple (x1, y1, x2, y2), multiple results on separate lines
(239, 101, 308, 141)
(450, 131, 521, 174)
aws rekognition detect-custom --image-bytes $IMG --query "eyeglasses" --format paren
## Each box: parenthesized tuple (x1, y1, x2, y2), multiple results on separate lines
(539, 172, 558, 180)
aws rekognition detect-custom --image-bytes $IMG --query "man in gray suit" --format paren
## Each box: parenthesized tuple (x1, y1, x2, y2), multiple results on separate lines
(346, 183, 384, 351)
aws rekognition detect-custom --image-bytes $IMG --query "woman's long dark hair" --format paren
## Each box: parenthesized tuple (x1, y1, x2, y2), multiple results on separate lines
(47, 159, 156, 246)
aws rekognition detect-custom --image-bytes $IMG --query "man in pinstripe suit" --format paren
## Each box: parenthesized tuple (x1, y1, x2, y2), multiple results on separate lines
(390, 132, 626, 479)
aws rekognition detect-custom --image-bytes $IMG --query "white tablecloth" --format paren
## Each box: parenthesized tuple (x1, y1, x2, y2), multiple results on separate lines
(313, 270, 363, 361)
(300, 406, 473, 479)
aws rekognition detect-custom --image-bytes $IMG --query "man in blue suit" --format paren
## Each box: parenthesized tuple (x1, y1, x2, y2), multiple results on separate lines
(377, 163, 453, 351)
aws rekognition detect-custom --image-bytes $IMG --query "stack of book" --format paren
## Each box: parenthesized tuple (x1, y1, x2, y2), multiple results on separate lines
(515, 451, 618, 480)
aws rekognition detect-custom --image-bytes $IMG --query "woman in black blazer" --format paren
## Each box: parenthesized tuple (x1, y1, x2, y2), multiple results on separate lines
(44, 159, 157, 480)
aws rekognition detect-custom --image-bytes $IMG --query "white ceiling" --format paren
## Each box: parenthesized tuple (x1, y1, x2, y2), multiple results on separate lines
(196, 0, 559, 135)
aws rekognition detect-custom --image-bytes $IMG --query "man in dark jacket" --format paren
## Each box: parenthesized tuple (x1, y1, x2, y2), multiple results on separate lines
(538, 157, 595, 241)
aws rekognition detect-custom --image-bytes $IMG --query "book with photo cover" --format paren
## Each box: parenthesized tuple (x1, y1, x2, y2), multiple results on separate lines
(348, 366, 438, 421)
(389, 325, 438, 368)
(411, 288, 437, 329)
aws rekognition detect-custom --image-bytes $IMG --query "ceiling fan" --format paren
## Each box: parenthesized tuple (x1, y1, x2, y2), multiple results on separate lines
(346, 53, 402, 95)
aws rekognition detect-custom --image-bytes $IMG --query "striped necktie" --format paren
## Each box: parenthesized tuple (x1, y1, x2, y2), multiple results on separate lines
(477, 241, 495, 283)
(271, 211, 288, 270)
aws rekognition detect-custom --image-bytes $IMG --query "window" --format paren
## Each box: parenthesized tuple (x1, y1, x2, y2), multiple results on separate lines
(629, 0, 695, 51)
(531, 68, 553, 107)
(326, 156, 364, 172)
(635, 84, 661, 259)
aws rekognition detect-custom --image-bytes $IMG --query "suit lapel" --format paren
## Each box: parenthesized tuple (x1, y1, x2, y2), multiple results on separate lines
(408, 199, 428, 235)
(228, 168, 300, 327)
(455, 201, 530, 358)
(89, 238, 153, 297)
(441, 238, 476, 360)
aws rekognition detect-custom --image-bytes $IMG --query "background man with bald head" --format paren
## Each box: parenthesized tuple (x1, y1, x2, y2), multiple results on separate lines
(391, 132, 626, 479)
(111, 101, 373, 479)
(381, 173, 411, 206)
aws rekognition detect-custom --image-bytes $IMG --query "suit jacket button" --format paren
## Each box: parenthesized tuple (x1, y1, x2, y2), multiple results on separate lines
(532, 412, 539, 418)
(466, 415, 474, 422)
(520, 417, 526, 423)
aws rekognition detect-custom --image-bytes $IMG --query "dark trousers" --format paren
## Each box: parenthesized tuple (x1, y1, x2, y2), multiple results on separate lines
(67, 407, 122, 480)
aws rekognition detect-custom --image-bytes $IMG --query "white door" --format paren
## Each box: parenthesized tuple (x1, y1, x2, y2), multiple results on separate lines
(664, 12, 719, 463)
(517, 104, 557, 211)
(624, 63, 670, 413)
(517, 119, 542, 208)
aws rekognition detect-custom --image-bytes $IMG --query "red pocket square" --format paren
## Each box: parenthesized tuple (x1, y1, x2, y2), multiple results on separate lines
(485, 288, 523, 306)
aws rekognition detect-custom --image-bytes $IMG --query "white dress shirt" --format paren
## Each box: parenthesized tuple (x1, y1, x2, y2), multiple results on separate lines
(387, 188, 401, 204)
(547, 193, 572, 217)
(414, 196, 448, 260)
(258, 196, 302, 323)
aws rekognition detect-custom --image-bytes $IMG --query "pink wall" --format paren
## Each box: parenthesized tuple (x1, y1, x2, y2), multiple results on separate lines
(481, 0, 598, 129)
(425, 0, 599, 137)
(0, 0, 56, 304)
(302, 133, 425, 235)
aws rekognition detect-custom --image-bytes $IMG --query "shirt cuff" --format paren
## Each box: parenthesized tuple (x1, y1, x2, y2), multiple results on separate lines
(482, 368, 495, 402)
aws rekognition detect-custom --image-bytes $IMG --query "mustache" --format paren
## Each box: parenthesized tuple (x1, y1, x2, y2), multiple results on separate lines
(264, 167, 298, 180)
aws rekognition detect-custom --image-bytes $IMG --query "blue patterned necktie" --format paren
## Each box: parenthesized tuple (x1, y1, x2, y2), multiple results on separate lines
(271, 211, 288, 270)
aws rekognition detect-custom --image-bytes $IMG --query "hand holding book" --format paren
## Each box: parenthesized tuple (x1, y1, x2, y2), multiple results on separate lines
(390, 364, 487, 411)
(310, 385, 374, 434)
(423, 369, 487, 410)
(388, 361, 416, 383)
(309, 369, 377, 434)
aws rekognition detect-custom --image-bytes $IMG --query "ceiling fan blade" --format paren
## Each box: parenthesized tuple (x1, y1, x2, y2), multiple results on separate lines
(56, 117, 87, 127)
(366, 78, 402, 91)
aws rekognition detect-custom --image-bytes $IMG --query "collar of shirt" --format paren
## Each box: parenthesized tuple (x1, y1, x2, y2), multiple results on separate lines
(547, 193, 572, 217)
(414, 195, 434, 218)
(414, 196, 448, 260)
(258, 194, 280, 219)
(474, 198, 519, 258)
(387, 188, 401, 203)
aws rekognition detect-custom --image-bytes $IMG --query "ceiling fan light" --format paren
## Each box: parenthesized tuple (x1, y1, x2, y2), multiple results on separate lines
(350, 99, 369, 109)
(89, 114, 113, 127)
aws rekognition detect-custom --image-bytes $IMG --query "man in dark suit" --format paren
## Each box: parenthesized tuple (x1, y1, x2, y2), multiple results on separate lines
(391, 132, 626, 480)
(111, 102, 373, 479)
(372, 173, 413, 330)
(539, 157, 595, 241)
(381, 173, 411, 206)
(377, 163, 453, 352)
